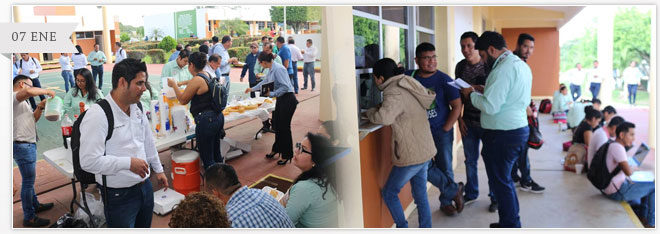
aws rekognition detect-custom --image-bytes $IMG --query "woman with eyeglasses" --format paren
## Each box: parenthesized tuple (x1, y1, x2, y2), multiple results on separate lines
(282, 133, 338, 228)
(63, 68, 104, 118)
(245, 52, 298, 165)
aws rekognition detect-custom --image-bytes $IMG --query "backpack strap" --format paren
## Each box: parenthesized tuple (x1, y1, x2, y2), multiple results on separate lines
(97, 100, 114, 141)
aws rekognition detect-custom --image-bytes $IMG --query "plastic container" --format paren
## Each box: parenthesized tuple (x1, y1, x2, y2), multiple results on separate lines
(44, 96, 64, 121)
(171, 106, 187, 134)
(153, 188, 185, 215)
(61, 114, 73, 149)
(171, 150, 201, 196)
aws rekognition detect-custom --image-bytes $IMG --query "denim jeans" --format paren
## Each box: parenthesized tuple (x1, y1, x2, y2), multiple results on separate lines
(462, 124, 484, 200)
(291, 61, 299, 93)
(13, 142, 41, 221)
(382, 161, 431, 228)
(590, 82, 601, 99)
(432, 128, 454, 180)
(628, 84, 639, 104)
(302, 62, 315, 89)
(606, 180, 655, 225)
(91, 65, 104, 89)
(28, 77, 45, 110)
(570, 84, 581, 101)
(100, 179, 154, 228)
(511, 145, 532, 184)
(61, 70, 75, 92)
(289, 73, 299, 94)
(194, 111, 224, 170)
(482, 126, 529, 228)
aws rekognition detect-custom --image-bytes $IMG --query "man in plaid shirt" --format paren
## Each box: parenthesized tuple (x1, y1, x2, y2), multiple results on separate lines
(205, 164, 294, 228)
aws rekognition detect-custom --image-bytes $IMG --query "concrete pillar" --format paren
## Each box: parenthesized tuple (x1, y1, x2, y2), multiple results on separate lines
(383, 25, 400, 64)
(472, 7, 483, 33)
(596, 6, 614, 105)
(320, 6, 363, 228)
(649, 10, 656, 149)
(12, 6, 21, 23)
(102, 6, 113, 64)
(71, 32, 77, 46)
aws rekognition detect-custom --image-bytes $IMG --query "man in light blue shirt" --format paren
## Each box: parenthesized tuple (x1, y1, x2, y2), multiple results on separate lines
(88, 44, 107, 89)
(460, 31, 531, 228)
(168, 44, 183, 62)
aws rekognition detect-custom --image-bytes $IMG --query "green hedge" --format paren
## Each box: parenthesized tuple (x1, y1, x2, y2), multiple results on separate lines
(125, 49, 166, 64)
(158, 36, 177, 53)
(124, 41, 159, 50)
(146, 49, 167, 64)
(179, 38, 210, 47)
(126, 50, 147, 60)
(228, 47, 251, 62)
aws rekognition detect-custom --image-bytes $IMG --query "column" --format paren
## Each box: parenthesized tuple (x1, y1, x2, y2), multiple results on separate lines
(320, 6, 364, 228)
(649, 10, 656, 149)
(596, 6, 614, 105)
(102, 6, 113, 64)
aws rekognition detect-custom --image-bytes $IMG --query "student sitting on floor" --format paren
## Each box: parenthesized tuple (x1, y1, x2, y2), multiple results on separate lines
(567, 98, 601, 130)
(552, 85, 572, 124)
(572, 106, 603, 146)
(587, 116, 624, 169)
(600, 105, 617, 127)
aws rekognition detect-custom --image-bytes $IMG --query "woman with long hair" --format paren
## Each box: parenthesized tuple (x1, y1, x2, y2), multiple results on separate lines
(71, 45, 88, 78)
(284, 133, 338, 228)
(167, 52, 223, 170)
(63, 68, 104, 117)
(245, 52, 298, 165)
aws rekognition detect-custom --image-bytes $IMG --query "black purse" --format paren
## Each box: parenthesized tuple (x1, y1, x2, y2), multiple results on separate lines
(527, 116, 544, 149)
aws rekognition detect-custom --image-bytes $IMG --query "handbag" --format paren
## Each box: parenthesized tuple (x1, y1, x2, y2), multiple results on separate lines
(527, 116, 543, 149)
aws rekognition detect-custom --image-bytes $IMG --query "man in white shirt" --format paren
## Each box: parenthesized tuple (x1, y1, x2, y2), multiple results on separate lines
(287, 37, 304, 93)
(79, 58, 168, 228)
(13, 75, 56, 227)
(17, 53, 45, 110)
(587, 116, 624, 168)
(114, 42, 127, 64)
(569, 63, 586, 101)
(587, 60, 603, 100)
(59, 53, 75, 92)
(202, 54, 226, 85)
(301, 39, 317, 91)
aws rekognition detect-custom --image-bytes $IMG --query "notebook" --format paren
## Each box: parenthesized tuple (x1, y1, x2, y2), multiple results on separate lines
(630, 171, 655, 183)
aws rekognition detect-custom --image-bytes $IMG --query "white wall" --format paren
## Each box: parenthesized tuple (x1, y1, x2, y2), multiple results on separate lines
(290, 33, 322, 61)
(144, 12, 175, 40)
(195, 8, 207, 38)
(453, 6, 474, 75)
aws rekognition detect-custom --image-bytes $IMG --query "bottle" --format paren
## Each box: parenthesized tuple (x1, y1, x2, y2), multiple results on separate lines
(79, 102, 86, 113)
(61, 114, 73, 149)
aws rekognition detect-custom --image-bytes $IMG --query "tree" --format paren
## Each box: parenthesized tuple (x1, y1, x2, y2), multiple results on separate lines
(150, 28, 164, 41)
(158, 36, 177, 52)
(120, 32, 130, 42)
(613, 6, 651, 76)
(217, 18, 249, 37)
(137, 26, 145, 39)
(560, 27, 597, 72)
(270, 6, 319, 33)
(352, 16, 379, 57)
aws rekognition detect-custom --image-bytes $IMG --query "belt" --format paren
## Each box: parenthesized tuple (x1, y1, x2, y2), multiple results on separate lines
(13, 141, 34, 144)
(304, 62, 314, 64)
(221, 73, 229, 76)
(103, 180, 146, 190)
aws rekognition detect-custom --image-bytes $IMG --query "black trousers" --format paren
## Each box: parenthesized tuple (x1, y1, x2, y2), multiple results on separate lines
(271, 92, 298, 159)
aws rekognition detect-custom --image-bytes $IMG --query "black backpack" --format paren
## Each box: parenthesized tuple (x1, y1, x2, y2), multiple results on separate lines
(587, 140, 622, 190)
(197, 72, 228, 112)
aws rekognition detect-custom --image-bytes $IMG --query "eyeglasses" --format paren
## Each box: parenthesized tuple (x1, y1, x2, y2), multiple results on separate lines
(21, 81, 32, 87)
(419, 55, 437, 61)
(76, 79, 86, 83)
(295, 142, 312, 155)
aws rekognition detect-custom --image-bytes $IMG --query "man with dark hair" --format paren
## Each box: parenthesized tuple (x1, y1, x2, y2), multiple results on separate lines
(16, 53, 45, 110)
(79, 58, 169, 228)
(160, 49, 192, 89)
(199, 44, 209, 55)
(460, 31, 532, 228)
(241, 43, 259, 98)
(185, 44, 192, 52)
(204, 164, 294, 228)
(301, 39, 317, 91)
(588, 116, 624, 168)
(254, 43, 283, 77)
(455, 31, 491, 208)
(114, 42, 127, 64)
(601, 105, 617, 126)
(260, 36, 270, 51)
(276, 36, 298, 94)
(510, 33, 545, 194)
(169, 44, 184, 62)
(13, 75, 56, 227)
(88, 44, 108, 88)
(211, 35, 238, 79)
(406, 42, 464, 216)
(601, 122, 655, 228)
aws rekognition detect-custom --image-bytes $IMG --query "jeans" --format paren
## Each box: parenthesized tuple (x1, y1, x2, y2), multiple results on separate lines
(302, 62, 315, 89)
(28, 77, 45, 110)
(590, 82, 601, 99)
(570, 84, 581, 101)
(100, 179, 154, 228)
(382, 161, 431, 228)
(91, 65, 104, 89)
(194, 111, 224, 170)
(628, 84, 639, 104)
(482, 126, 529, 228)
(289, 73, 299, 94)
(462, 125, 484, 200)
(511, 145, 532, 184)
(432, 128, 454, 180)
(13, 143, 41, 221)
(291, 61, 299, 93)
(61, 70, 75, 92)
(606, 181, 655, 225)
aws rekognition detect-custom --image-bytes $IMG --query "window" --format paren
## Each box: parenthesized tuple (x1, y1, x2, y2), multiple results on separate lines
(75, 32, 85, 39)
(85, 32, 93, 38)
(383, 25, 408, 69)
(267, 22, 274, 30)
(94, 31, 102, 36)
(258, 21, 265, 29)
(353, 6, 379, 16)
(208, 21, 212, 31)
(353, 16, 380, 69)
(382, 6, 406, 24)
(416, 31, 433, 45)
(416, 6, 433, 29)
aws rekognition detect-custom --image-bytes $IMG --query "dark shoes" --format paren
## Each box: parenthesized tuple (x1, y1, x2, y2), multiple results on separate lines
(488, 201, 498, 213)
(520, 180, 545, 193)
(23, 216, 50, 227)
(489, 222, 500, 228)
(441, 182, 465, 216)
(35, 203, 54, 213)
(440, 205, 458, 216)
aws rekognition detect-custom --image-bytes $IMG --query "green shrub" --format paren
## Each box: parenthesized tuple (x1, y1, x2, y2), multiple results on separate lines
(126, 50, 147, 60)
(146, 49, 167, 64)
(124, 41, 159, 50)
(158, 36, 177, 53)
(179, 38, 210, 47)
(228, 47, 251, 62)
(120, 33, 130, 42)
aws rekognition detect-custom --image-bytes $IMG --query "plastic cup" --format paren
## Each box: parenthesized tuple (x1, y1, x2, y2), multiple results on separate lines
(575, 164, 584, 174)
(255, 91, 261, 97)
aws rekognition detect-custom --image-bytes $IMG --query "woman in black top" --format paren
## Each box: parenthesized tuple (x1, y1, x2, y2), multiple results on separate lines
(168, 52, 223, 170)
(572, 106, 603, 145)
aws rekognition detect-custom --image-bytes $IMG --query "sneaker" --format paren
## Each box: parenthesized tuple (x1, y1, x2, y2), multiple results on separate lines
(463, 195, 477, 206)
(35, 203, 54, 213)
(489, 222, 500, 228)
(23, 216, 50, 227)
(520, 180, 545, 193)
(488, 201, 498, 213)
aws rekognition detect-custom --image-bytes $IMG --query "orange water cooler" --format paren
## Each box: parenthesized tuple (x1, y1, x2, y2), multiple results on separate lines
(171, 150, 201, 196)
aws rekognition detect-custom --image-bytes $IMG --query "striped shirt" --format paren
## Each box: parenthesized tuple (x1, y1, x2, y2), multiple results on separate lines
(226, 186, 294, 228)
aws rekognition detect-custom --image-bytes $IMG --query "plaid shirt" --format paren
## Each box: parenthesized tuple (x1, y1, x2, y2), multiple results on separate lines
(227, 186, 294, 228)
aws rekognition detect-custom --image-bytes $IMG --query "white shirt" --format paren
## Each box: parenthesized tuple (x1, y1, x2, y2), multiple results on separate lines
(211, 43, 231, 75)
(17, 57, 42, 79)
(288, 44, 303, 62)
(587, 67, 604, 84)
(204, 64, 226, 85)
(13, 92, 37, 143)
(622, 67, 642, 85)
(569, 68, 586, 86)
(72, 54, 87, 70)
(79, 94, 164, 188)
(303, 45, 317, 63)
(59, 56, 73, 71)
(115, 47, 127, 64)
(587, 127, 610, 168)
